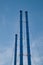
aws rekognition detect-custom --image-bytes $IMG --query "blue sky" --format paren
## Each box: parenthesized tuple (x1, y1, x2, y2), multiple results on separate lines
(0, 0, 43, 65)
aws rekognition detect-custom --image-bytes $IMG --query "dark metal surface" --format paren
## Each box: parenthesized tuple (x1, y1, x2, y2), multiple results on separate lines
(25, 11, 31, 65)
(20, 10, 23, 65)
(14, 34, 17, 65)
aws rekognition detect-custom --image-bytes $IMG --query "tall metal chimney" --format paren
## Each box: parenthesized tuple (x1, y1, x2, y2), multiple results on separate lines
(25, 11, 31, 65)
(20, 10, 23, 65)
(14, 34, 17, 65)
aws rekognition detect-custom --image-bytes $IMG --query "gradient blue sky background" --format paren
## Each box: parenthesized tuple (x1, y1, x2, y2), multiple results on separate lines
(0, 0, 43, 65)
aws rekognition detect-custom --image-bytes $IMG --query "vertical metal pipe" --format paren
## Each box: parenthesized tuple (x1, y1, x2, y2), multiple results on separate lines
(14, 34, 17, 65)
(20, 10, 23, 65)
(25, 11, 31, 65)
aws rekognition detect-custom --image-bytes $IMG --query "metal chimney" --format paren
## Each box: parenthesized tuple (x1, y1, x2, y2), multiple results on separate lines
(14, 34, 17, 65)
(20, 10, 23, 65)
(25, 11, 31, 65)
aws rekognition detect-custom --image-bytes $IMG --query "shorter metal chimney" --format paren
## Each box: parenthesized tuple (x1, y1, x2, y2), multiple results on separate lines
(14, 34, 18, 65)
